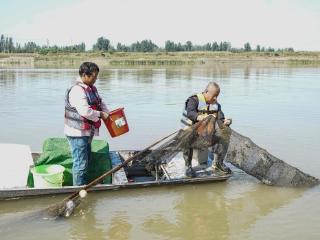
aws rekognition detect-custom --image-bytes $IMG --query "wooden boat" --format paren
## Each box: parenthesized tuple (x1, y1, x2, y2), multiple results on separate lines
(0, 147, 231, 200)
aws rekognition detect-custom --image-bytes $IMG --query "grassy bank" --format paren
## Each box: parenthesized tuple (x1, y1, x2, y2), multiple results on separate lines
(0, 51, 320, 68)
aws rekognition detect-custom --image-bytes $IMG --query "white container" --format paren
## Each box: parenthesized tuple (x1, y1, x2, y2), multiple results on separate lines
(31, 164, 65, 188)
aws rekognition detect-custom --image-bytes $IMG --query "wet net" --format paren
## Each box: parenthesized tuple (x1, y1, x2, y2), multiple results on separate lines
(132, 114, 319, 187)
(135, 114, 230, 172)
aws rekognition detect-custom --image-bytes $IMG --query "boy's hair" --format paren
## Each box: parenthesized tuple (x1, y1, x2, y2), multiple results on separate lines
(79, 62, 99, 77)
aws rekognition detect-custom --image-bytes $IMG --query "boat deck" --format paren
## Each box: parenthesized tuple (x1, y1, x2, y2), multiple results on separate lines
(0, 150, 231, 200)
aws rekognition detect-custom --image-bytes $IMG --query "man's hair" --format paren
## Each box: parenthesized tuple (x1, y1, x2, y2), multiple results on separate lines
(79, 62, 100, 77)
(205, 82, 220, 93)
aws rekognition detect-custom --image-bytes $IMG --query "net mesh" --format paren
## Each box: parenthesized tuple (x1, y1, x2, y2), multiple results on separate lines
(135, 115, 230, 171)
(132, 114, 319, 187)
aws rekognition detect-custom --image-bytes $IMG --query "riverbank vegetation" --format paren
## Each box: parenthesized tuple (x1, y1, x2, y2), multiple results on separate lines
(0, 34, 296, 54)
(0, 34, 319, 67)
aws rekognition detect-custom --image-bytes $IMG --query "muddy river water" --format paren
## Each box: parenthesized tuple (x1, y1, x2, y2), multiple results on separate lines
(0, 64, 319, 239)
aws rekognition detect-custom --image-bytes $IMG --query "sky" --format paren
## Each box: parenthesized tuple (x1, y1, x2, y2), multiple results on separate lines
(0, 0, 319, 50)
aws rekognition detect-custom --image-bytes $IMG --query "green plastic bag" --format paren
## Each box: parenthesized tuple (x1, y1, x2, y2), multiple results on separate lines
(27, 138, 111, 187)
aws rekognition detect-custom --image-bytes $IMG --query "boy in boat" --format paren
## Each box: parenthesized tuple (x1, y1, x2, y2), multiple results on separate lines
(180, 82, 232, 177)
(64, 62, 110, 186)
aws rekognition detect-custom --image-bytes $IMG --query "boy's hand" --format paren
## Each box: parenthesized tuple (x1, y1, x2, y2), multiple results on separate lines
(223, 118, 232, 126)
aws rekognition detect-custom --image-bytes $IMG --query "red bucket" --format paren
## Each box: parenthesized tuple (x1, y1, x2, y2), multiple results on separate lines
(104, 108, 129, 138)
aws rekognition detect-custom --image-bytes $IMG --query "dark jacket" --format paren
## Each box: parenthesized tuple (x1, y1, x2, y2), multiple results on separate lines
(185, 95, 225, 123)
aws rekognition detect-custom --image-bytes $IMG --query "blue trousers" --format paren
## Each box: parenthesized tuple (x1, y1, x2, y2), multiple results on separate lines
(67, 136, 92, 186)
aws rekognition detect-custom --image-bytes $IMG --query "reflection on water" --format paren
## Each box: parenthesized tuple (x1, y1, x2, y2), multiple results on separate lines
(0, 178, 319, 239)
(105, 214, 132, 240)
(68, 198, 107, 240)
(141, 183, 305, 240)
(143, 183, 231, 239)
(0, 64, 319, 239)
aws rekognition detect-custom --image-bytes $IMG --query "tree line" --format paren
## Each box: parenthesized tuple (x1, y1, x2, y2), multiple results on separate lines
(0, 34, 85, 54)
(0, 34, 294, 54)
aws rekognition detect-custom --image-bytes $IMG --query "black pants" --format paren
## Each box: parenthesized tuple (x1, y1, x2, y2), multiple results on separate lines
(183, 148, 193, 167)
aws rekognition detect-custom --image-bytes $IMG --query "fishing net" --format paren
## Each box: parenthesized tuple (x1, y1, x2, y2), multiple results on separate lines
(135, 114, 230, 173)
(132, 114, 319, 187)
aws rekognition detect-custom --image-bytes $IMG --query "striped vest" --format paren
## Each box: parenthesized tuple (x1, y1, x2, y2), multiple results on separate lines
(65, 83, 102, 130)
(180, 93, 220, 129)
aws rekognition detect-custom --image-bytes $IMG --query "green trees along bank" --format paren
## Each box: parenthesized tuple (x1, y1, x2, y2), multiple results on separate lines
(0, 34, 295, 54)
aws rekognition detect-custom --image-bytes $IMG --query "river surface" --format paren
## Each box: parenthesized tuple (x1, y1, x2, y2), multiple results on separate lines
(0, 64, 319, 239)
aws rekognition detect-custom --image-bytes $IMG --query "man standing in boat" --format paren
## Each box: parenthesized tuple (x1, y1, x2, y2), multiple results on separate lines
(180, 82, 232, 177)
(64, 62, 110, 186)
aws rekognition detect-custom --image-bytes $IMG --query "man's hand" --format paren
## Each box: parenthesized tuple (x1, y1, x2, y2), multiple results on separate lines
(100, 111, 109, 120)
(197, 114, 208, 121)
(223, 118, 232, 126)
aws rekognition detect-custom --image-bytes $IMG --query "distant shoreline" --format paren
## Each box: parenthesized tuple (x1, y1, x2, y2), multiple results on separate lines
(0, 51, 320, 68)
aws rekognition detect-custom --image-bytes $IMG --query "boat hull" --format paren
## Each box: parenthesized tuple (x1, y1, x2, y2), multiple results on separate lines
(0, 175, 230, 200)
(1, 149, 231, 200)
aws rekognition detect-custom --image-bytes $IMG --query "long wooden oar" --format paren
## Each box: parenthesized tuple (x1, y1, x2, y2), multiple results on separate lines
(46, 130, 179, 218)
